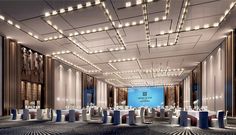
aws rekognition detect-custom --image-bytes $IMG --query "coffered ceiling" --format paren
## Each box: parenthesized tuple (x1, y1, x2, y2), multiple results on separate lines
(0, 0, 235, 87)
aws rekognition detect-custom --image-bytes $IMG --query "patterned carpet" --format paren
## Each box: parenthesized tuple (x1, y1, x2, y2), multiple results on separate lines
(0, 121, 236, 135)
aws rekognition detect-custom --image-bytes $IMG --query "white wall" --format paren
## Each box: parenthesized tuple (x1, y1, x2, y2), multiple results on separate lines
(54, 60, 82, 109)
(184, 75, 191, 108)
(96, 80, 107, 107)
(114, 87, 117, 107)
(202, 44, 225, 111)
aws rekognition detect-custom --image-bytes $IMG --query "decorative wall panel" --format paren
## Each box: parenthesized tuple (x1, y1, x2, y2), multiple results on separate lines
(3, 39, 21, 115)
(192, 64, 202, 107)
(21, 47, 44, 83)
(164, 85, 179, 107)
(82, 74, 96, 107)
(107, 85, 114, 107)
(54, 60, 82, 109)
(117, 88, 128, 105)
(96, 80, 107, 107)
(184, 75, 191, 108)
(202, 43, 225, 111)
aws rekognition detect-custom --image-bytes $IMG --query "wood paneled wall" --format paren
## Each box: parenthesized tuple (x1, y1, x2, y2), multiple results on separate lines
(3, 39, 21, 115)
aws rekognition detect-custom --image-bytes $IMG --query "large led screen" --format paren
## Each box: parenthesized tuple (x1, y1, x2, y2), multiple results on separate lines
(128, 86, 164, 107)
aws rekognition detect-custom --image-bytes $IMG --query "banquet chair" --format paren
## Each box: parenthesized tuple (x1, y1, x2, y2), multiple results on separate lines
(82, 109, 91, 121)
(211, 111, 225, 128)
(128, 110, 135, 125)
(151, 108, 156, 119)
(69, 110, 75, 122)
(140, 107, 145, 123)
(224, 111, 228, 127)
(37, 109, 43, 120)
(169, 109, 179, 124)
(52, 110, 57, 122)
(11, 109, 17, 120)
(135, 109, 142, 124)
(102, 110, 112, 124)
(160, 108, 165, 119)
(113, 110, 121, 125)
(179, 111, 191, 127)
(22, 109, 30, 120)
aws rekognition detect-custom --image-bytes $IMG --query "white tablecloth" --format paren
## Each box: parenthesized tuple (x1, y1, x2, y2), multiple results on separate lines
(188, 111, 216, 119)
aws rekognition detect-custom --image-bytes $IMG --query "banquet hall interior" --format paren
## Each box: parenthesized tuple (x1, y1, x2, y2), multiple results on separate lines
(1, 0, 236, 134)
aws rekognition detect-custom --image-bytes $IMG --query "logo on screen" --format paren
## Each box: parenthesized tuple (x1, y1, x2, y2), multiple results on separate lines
(143, 92, 147, 96)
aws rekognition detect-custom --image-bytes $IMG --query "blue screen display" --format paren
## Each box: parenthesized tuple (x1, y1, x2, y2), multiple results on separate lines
(128, 86, 164, 107)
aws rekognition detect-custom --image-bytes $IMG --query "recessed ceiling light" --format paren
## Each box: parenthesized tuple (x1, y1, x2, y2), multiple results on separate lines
(203, 24, 209, 28)
(125, 22, 130, 27)
(224, 9, 229, 16)
(68, 6, 73, 11)
(220, 16, 224, 22)
(139, 20, 144, 24)
(28, 32, 33, 36)
(194, 25, 200, 30)
(132, 21, 137, 25)
(0, 15, 5, 20)
(185, 26, 191, 31)
(92, 29, 97, 32)
(52, 10, 57, 15)
(59, 29, 63, 34)
(95, 0, 101, 5)
(80, 31, 85, 34)
(150, 45, 156, 48)
(162, 16, 167, 20)
(154, 17, 159, 21)
(53, 25, 58, 30)
(15, 24, 20, 29)
(126, 2, 131, 7)
(60, 8, 65, 13)
(45, 12, 50, 17)
(86, 2, 91, 7)
(213, 22, 219, 27)
(77, 4, 82, 9)
(136, 0, 142, 5)
(147, 0, 153, 2)
(34, 35, 39, 39)
(104, 26, 109, 30)
(98, 28, 102, 31)
(118, 24, 123, 28)
(7, 20, 13, 25)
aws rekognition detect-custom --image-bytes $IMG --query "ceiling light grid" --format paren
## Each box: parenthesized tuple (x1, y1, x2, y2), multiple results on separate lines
(44, 20, 90, 53)
(105, 79, 127, 87)
(150, 0, 189, 48)
(0, 14, 43, 41)
(100, 2, 127, 49)
(150, 1, 236, 48)
(71, 52, 102, 71)
(53, 55, 101, 74)
(142, 2, 151, 47)
(123, 0, 157, 8)
(108, 63, 118, 70)
(51, 50, 71, 55)
(43, 1, 127, 55)
(44, 0, 104, 18)
(103, 68, 184, 75)
(50, 0, 170, 42)
(108, 57, 137, 63)
(50, 51, 102, 71)
(53, 55, 86, 72)
(218, 1, 236, 25)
